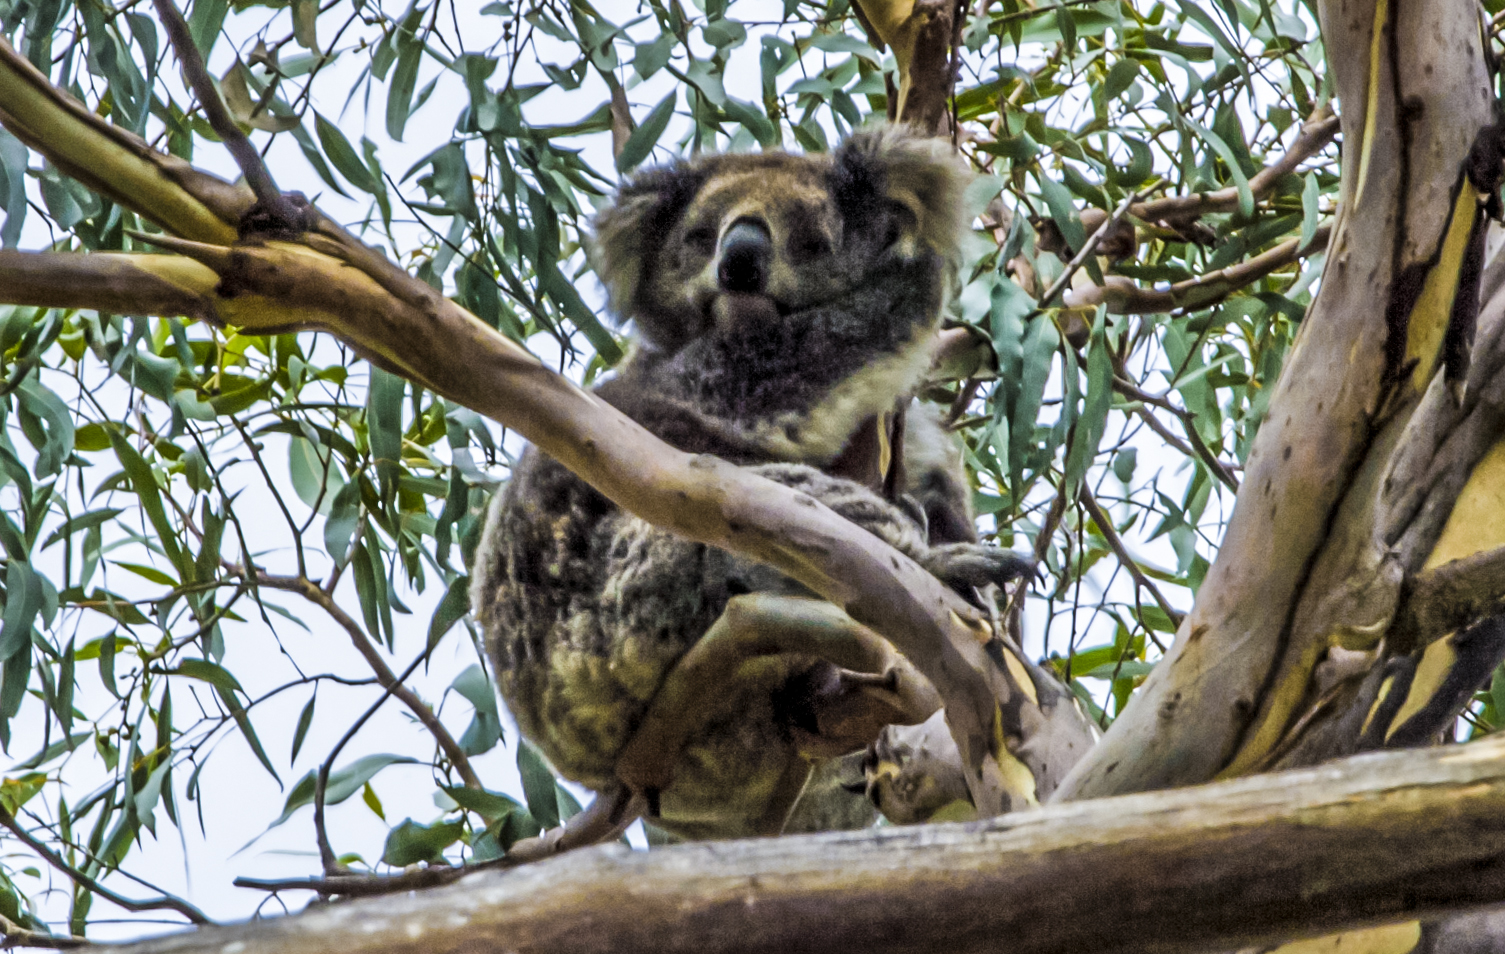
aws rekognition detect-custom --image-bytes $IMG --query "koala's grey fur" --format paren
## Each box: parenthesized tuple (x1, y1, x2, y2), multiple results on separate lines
(471, 127, 1026, 840)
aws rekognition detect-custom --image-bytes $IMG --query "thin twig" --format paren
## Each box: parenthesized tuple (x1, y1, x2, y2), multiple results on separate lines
(1066, 224, 1332, 316)
(314, 651, 430, 874)
(1113, 376, 1241, 492)
(150, 0, 297, 222)
(245, 570, 482, 789)
(1003, 481, 1068, 626)
(231, 419, 307, 577)
(1178, 413, 1242, 492)
(1078, 484, 1184, 630)
(235, 789, 644, 899)
(0, 809, 210, 925)
(1127, 403, 1196, 456)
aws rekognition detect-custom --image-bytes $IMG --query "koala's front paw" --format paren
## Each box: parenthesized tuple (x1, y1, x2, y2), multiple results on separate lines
(921, 543, 1035, 606)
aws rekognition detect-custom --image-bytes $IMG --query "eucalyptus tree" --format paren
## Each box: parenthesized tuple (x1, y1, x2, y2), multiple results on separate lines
(0, 0, 1502, 951)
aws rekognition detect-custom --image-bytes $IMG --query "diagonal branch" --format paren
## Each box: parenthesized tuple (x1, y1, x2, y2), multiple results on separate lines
(1066, 224, 1332, 316)
(1078, 484, 1184, 630)
(1076, 111, 1340, 234)
(0, 42, 246, 242)
(1393, 545, 1505, 649)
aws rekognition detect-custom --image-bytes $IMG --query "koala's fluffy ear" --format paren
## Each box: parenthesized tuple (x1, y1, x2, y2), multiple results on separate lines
(831, 127, 971, 261)
(588, 164, 706, 323)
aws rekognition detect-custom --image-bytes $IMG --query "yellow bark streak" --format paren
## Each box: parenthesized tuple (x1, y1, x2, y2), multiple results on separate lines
(1423, 441, 1505, 571)
(1270, 921, 1420, 954)
(1405, 182, 1477, 390)
(1352, 0, 1388, 207)
(1385, 632, 1460, 739)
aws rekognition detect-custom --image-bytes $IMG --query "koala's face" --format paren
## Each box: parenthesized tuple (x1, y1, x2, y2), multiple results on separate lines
(646, 162, 883, 338)
(591, 128, 968, 352)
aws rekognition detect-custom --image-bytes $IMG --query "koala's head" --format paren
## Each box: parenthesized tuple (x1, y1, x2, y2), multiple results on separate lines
(590, 127, 970, 352)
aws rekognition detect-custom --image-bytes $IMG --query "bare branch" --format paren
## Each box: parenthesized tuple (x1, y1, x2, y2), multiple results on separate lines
(1076, 111, 1340, 234)
(1394, 546, 1505, 650)
(1066, 224, 1332, 316)
(0, 42, 246, 241)
(150, 0, 298, 225)
(0, 914, 85, 950)
(246, 571, 481, 790)
(236, 786, 646, 902)
(853, 0, 961, 135)
(1036, 190, 1141, 311)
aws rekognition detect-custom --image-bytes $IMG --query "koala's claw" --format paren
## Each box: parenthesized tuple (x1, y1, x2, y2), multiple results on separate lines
(923, 544, 1036, 600)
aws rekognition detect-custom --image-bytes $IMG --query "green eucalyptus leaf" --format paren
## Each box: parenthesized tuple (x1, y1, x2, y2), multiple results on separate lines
(382, 818, 464, 867)
(263, 754, 419, 833)
(1300, 172, 1320, 251)
(315, 113, 380, 194)
(517, 738, 560, 829)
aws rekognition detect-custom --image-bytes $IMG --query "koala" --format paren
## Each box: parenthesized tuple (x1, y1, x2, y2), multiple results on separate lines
(471, 127, 1029, 840)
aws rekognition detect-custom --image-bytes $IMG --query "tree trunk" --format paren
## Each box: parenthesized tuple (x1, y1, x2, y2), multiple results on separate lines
(1055, 0, 1503, 800)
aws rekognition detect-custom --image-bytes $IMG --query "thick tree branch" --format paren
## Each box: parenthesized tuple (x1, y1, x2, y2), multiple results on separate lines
(1394, 546, 1505, 649)
(1054, 0, 1495, 800)
(851, 0, 960, 135)
(0, 43, 246, 242)
(69, 734, 1505, 954)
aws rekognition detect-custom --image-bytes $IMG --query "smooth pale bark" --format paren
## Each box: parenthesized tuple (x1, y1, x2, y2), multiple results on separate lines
(68, 735, 1505, 954)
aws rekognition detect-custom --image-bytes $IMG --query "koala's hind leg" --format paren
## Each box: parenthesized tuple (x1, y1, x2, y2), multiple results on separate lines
(614, 593, 940, 812)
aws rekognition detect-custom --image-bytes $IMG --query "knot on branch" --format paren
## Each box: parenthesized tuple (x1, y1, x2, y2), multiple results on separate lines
(238, 192, 320, 241)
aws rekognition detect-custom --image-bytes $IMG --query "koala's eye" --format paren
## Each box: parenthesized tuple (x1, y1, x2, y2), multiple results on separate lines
(684, 226, 718, 257)
(882, 205, 916, 249)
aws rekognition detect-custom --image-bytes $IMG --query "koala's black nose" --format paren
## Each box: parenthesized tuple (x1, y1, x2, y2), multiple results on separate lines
(717, 219, 772, 295)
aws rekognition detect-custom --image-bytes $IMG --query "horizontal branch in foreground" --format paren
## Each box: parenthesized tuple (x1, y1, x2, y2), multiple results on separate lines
(85, 734, 1505, 954)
